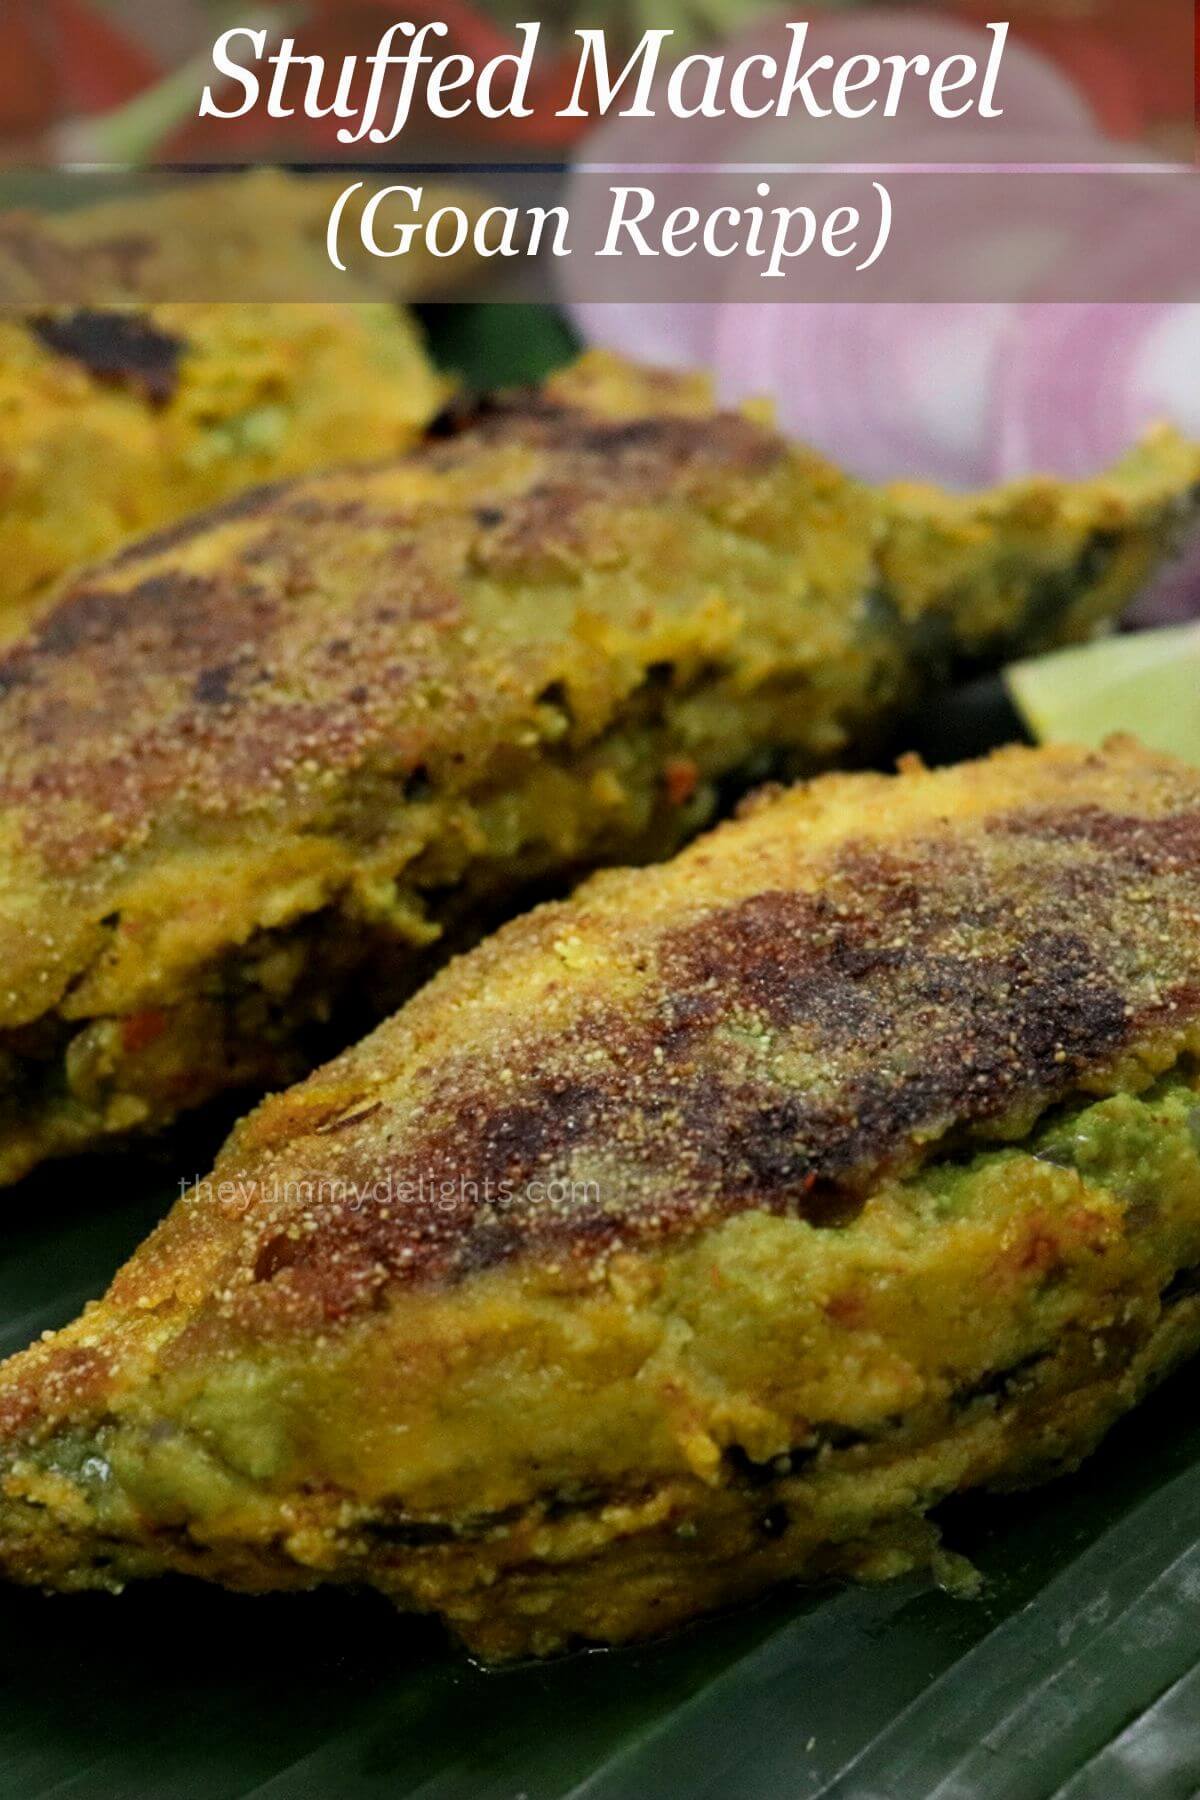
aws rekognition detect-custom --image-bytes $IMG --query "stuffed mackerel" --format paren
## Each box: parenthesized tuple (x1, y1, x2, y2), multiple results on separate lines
(0, 352, 1197, 1184)
(1, 739, 1199, 1657)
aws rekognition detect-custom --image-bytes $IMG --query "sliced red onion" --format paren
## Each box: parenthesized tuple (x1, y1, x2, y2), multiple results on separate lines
(1127, 543, 1200, 627)
(996, 297, 1200, 478)
(996, 298, 1200, 624)
(561, 7, 1097, 361)
(566, 301, 719, 373)
(698, 120, 1122, 486)
(560, 8, 1200, 631)
(712, 301, 1017, 486)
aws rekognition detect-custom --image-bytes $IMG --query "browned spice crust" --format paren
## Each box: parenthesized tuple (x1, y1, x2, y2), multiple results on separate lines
(1, 742, 1199, 1656)
(0, 352, 1195, 1183)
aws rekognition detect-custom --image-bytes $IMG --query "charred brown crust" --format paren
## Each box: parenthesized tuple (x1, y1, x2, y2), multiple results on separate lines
(437, 389, 785, 481)
(2, 745, 1200, 1662)
(207, 748, 1200, 1322)
(0, 355, 1191, 894)
(29, 309, 184, 405)
(0, 352, 1195, 1195)
(103, 481, 294, 570)
(0, 380, 788, 876)
(990, 805, 1200, 870)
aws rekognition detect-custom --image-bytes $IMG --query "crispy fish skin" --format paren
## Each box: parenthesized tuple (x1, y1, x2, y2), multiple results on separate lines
(0, 167, 499, 634)
(0, 354, 1197, 1184)
(1, 739, 1199, 1656)
(0, 300, 450, 639)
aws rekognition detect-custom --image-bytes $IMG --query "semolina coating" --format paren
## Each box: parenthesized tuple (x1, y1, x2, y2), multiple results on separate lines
(0, 354, 1196, 1183)
(0, 739, 1198, 1657)
(0, 168, 503, 634)
(0, 300, 450, 638)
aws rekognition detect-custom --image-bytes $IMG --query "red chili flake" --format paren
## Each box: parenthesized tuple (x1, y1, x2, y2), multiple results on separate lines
(121, 1010, 169, 1056)
(1015, 1226, 1063, 1275)
(824, 1290, 867, 1327)
(663, 757, 700, 807)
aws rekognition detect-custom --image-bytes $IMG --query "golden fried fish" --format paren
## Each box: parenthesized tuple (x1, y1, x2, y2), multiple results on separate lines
(0, 300, 449, 638)
(1, 738, 1198, 1657)
(0, 352, 1195, 1184)
(0, 169, 508, 634)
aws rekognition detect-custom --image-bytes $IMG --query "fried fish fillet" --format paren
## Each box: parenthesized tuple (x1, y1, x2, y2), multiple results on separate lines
(0, 353, 1197, 1185)
(1, 739, 1198, 1656)
(0, 300, 449, 637)
(0, 168, 504, 633)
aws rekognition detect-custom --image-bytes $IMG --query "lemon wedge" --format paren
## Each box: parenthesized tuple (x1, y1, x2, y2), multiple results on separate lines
(1006, 623, 1200, 766)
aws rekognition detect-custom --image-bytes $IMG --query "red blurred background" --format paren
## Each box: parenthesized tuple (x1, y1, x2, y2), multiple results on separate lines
(0, 0, 1192, 167)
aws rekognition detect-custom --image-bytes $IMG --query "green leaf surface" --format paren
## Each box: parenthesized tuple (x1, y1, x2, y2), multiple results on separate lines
(420, 303, 580, 391)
